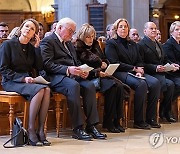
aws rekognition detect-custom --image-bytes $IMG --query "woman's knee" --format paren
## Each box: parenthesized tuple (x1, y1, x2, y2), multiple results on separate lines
(44, 86, 51, 94)
(38, 88, 45, 95)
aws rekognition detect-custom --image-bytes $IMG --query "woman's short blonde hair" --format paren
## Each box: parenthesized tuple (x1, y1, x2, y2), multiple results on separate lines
(76, 23, 96, 41)
(169, 21, 180, 35)
(111, 18, 130, 40)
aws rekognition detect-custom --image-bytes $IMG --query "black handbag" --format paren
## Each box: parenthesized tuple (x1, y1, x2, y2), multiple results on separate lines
(3, 117, 28, 148)
(91, 78, 101, 90)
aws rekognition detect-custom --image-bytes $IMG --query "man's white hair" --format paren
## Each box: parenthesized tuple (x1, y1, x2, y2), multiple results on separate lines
(56, 17, 76, 31)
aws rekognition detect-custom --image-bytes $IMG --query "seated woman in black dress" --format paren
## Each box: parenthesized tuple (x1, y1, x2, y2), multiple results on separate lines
(0, 19, 51, 146)
(75, 23, 127, 133)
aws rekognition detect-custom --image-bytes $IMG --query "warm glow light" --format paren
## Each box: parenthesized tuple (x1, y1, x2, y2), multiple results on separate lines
(153, 13, 159, 18)
(41, 5, 55, 18)
(174, 15, 179, 20)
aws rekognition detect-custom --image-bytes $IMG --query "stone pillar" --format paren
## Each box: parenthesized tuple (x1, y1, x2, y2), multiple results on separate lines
(127, 0, 149, 38)
(55, 0, 91, 30)
(106, 0, 124, 25)
(106, 0, 149, 38)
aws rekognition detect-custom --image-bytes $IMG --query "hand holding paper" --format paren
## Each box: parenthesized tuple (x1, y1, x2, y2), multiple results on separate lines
(79, 64, 94, 72)
(164, 63, 177, 72)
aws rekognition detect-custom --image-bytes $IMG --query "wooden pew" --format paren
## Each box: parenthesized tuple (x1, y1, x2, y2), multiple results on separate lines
(0, 91, 28, 135)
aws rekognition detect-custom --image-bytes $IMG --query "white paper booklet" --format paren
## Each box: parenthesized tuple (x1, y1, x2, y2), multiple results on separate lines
(105, 64, 120, 75)
(34, 76, 50, 84)
(164, 63, 175, 72)
(79, 64, 94, 72)
(128, 72, 146, 80)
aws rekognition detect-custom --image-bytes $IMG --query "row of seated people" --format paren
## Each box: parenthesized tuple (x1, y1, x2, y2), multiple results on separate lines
(0, 18, 179, 147)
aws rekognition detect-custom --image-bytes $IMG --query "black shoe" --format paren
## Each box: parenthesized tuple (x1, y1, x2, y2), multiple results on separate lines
(113, 119, 125, 133)
(115, 125, 125, 132)
(37, 133, 51, 146)
(103, 122, 120, 133)
(86, 126, 107, 139)
(106, 126, 120, 133)
(28, 131, 43, 146)
(134, 122, 151, 130)
(72, 128, 92, 141)
(146, 119, 161, 128)
(165, 113, 176, 123)
(29, 139, 43, 146)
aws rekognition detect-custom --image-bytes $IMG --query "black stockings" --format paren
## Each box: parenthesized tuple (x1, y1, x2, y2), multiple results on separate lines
(28, 87, 50, 142)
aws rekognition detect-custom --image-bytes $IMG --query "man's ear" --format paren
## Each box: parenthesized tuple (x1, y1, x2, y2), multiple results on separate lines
(143, 29, 146, 35)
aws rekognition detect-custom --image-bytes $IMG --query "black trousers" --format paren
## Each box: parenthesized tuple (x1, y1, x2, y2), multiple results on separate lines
(114, 72, 160, 124)
(166, 74, 180, 101)
(52, 77, 99, 128)
(153, 74, 175, 115)
(102, 79, 124, 127)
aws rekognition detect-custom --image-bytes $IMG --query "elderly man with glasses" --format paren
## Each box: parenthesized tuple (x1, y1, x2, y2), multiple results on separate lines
(40, 17, 106, 141)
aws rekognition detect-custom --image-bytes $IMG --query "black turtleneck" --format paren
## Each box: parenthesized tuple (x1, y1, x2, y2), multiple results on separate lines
(117, 35, 128, 49)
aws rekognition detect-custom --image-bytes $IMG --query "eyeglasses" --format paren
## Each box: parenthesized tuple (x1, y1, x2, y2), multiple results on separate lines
(64, 26, 76, 35)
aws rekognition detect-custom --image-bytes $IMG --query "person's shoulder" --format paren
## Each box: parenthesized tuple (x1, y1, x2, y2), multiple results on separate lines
(1, 37, 17, 46)
(128, 40, 137, 46)
(106, 38, 116, 45)
(43, 32, 56, 41)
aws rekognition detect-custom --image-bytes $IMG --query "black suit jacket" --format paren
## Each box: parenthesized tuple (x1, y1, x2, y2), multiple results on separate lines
(138, 36, 171, 75)
(40, 33, 80, 86)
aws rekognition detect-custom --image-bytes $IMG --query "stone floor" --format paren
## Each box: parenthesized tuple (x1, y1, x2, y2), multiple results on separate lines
(0, 122, 180, 154)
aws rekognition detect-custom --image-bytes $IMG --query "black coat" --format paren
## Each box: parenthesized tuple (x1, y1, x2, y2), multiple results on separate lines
(75, 39, 116, 92)
(0, 37, 47, 100)
(40, 32, 79, 87)
(163, 36, 180, 76)
(105, 36, 144, 82)
(138, 36, 171, 75)
(75, 39, 109, 78)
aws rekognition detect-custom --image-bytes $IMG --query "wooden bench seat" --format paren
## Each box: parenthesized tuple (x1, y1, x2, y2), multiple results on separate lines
(0, 91, 28, 135)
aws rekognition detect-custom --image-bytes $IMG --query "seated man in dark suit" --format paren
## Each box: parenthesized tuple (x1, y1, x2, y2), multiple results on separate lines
(40, 17, 106, 141)
(138, 21, 179, 123)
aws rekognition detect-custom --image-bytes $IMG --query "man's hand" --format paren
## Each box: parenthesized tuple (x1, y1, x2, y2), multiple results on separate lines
(79, 71, 89, 79)
(68, 66, 82, 76)
(136, 72, 142, 77)
(156, 65, 165, 72)
(134, 67, 144, 75)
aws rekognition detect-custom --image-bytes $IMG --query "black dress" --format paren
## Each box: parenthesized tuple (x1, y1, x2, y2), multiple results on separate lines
(0, 37, 48, 101)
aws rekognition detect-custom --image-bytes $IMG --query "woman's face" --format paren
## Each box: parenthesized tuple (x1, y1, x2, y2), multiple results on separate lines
(171, 25, 180, 41)
(84, 32, 94, 46)
(117, 21, 129, 38)
(20, 21, 36, 39)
